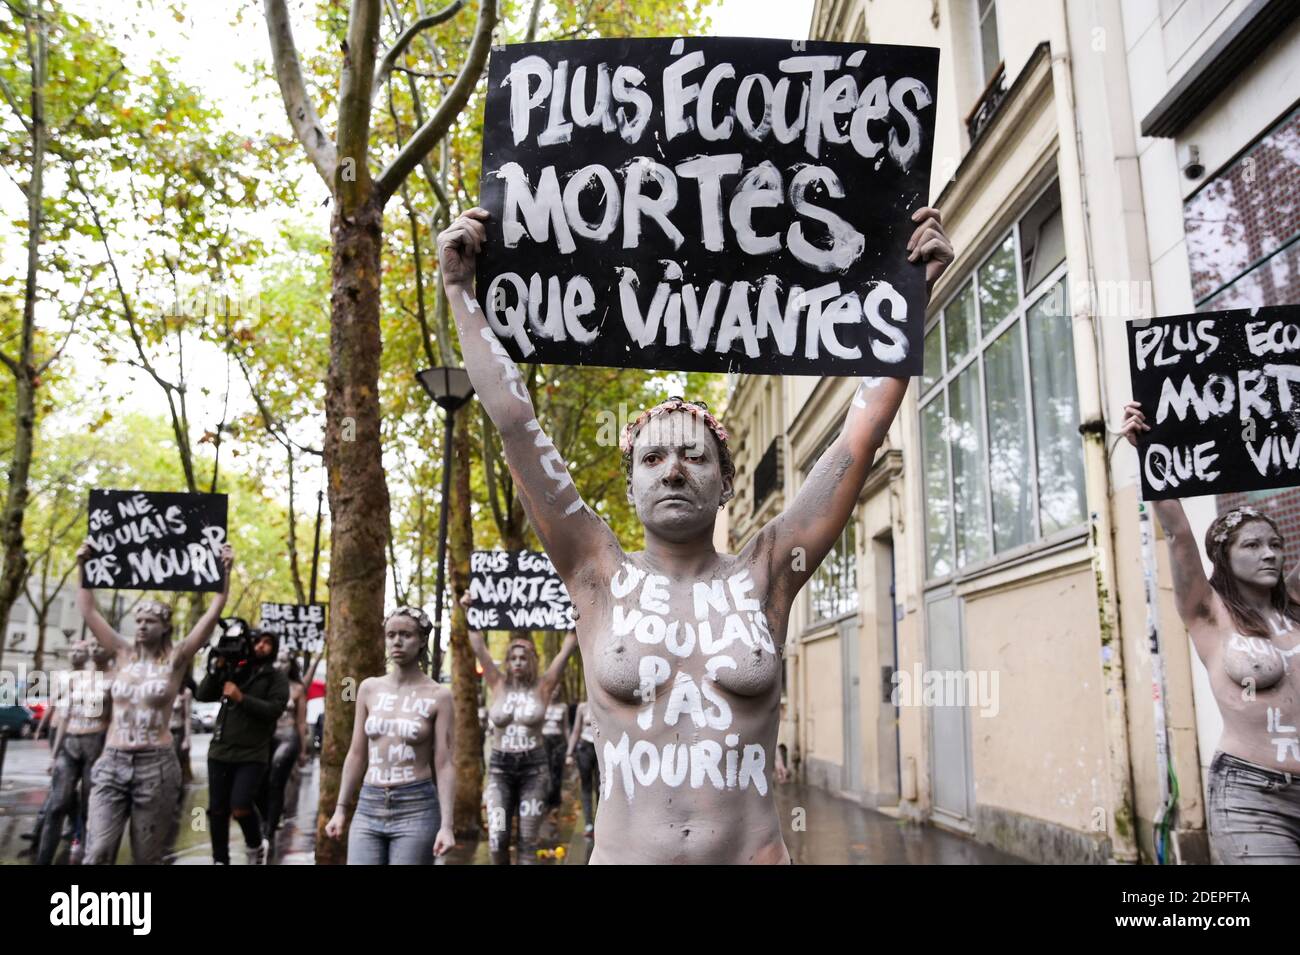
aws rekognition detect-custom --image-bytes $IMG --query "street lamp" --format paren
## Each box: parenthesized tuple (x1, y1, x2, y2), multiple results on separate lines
(416, 366, 475, 680)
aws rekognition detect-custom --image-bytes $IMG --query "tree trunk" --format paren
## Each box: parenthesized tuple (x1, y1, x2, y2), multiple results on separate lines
(315, 195, 390, 865)
(448, 400, 482, 836)
(0, 3, 46, 674)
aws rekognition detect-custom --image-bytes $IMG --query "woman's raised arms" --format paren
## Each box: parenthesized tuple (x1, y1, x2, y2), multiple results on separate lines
(437, 209, 618, 584)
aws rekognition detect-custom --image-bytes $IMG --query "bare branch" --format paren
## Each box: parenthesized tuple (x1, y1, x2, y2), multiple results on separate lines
(373, 0, 497, 204)
(53, 64, 124, 138)
(372, 0, 465, 98)
(335, 0, 383, 212)
(263, 0, 339, 190)
(0, 71, 31, 133)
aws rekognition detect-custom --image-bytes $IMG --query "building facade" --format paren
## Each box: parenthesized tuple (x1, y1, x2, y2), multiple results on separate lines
(726, 0, 1299, 863)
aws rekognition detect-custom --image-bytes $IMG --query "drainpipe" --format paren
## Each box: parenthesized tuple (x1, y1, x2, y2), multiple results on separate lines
(1050, 0, 1139, 864)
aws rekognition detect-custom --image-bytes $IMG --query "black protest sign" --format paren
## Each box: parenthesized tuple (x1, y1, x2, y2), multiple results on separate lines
(82, 490, 228, 592)
(259, 603, 327, 654)
(469, 550, 574, 631)
(476, 37, 939, 377)
(1128, 305, 1300, 500)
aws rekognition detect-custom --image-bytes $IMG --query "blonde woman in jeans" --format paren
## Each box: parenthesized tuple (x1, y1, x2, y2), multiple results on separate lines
(74, 541, 233, 865)
(1123, 403, 1300, 863)
(325, 607, 455, 864)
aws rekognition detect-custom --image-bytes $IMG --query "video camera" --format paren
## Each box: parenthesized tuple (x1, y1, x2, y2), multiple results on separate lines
(206, 617, 257, 681)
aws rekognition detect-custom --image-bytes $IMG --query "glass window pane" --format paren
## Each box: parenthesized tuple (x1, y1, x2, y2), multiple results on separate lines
(979, 0, 1000, 83)
(922, 398, 953, 578)
(1028, 280, 1086, 534)
(945, 284, 975, 367)
(809, 522, 858, 620)
(985, 323, 1032, 551)
(978, 235, 1018, 334)
(949, 365, 991, 567)
(923, 321, 943, 393)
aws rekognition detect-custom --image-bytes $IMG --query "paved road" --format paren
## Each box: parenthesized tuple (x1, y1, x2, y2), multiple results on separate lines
(0, 735, 1020, 864)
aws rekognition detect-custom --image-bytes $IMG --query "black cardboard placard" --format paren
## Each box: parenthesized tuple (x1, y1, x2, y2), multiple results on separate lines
(1128, 305, 1300, 500)
(259, 603, 327, 654)
(82, 489, 228, 592)
(476, 36, 940, 376)
(469, 550, 574, 631)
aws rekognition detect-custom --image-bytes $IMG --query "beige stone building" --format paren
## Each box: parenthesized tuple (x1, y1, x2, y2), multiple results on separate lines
(724, 0, 1299, 863)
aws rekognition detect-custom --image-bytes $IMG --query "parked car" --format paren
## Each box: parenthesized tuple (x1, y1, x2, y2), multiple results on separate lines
(191, 701, 220, 734)
(0, 704, 36, 738)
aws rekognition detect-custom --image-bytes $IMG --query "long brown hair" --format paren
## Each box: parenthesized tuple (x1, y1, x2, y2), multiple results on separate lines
(1205, 508, 1300, 637)
(504, 638, 539, 688)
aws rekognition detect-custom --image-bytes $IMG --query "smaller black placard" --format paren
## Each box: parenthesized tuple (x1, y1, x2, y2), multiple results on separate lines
(259, 602, 327, 654)
(1128, 305, 1300, 500)
(468, 550, 575, 631)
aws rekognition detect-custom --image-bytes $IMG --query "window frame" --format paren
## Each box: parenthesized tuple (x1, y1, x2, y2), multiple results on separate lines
(975, 0, 1002, 87)
(919, 185, 1079, 587)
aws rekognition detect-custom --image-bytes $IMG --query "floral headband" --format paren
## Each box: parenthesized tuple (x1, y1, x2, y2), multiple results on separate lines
(619, 397, 731, 456)
(1211, 506, 1265, 545)
(135, 600, 173, 624)
(386, 606, 433, 636)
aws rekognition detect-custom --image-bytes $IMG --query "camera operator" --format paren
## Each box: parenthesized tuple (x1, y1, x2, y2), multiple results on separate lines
(196, 620, 289, 865)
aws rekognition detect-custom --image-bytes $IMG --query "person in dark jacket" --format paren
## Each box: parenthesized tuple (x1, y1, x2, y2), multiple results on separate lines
(196, 629, 289, 864)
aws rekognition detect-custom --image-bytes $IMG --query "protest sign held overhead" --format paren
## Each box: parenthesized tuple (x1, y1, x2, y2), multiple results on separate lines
(469, 550, 575, 631)
(82, 490, 228, 592)
(476, 36, 939, 377)
(259, 603, 327, 655)
(1128, 305, 1300, 500)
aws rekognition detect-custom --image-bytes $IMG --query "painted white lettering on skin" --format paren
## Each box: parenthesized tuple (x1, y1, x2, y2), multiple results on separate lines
(49, 885, 152, 936)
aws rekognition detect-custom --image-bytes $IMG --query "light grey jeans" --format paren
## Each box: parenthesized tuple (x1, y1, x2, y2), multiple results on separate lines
(1207, 751, 1300, 864)
(346, 778, 440, 865)
(84, 746, 182, 865)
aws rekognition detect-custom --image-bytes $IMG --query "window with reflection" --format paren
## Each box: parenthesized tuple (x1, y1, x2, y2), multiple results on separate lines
(920, 182, 1083, 579)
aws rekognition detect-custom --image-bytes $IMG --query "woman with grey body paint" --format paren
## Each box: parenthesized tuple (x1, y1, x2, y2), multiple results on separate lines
(437, 204, 952, 863)
(1123, 402, 1300, 863)
(35, 640, 114, 865)
(566, 700, 599, 835)
(74, 540, 233, 865)
(467, 611, 577, 864)
(325, 607, 456, 864)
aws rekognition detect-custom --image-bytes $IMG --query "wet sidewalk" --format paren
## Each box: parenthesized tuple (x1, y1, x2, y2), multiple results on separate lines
(1, 736, 1020, 864)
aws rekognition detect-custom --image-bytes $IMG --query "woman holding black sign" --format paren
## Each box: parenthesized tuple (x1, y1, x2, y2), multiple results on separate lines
(466, 605, 578, 865)
(73, 540, 234, 865)
(1122, 403, 1300, 863)
(437, 204, 950, 863)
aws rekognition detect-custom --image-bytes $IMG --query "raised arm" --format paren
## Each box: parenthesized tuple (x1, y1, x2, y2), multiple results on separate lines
(748, 208, 951, 605)
(467, 627, 503, 691)
(74, 539, 133, 657)
(436, 209, 618, 581)
(539, 632, 578, 702)
(1121, 402, 1218, 644)
(173, 544, 234, 672)
(566, 701, 584, 759)
(431, 688, 456, 857)
(461, 591, 504, 689)
(325, 679, 373, 839)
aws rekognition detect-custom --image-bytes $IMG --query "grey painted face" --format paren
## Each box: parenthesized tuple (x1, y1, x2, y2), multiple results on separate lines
(626, 411, 732, 543)
(1226, 521, 1283, 591)
(385, 616, 424, 669)
(132, 608, 170, 655)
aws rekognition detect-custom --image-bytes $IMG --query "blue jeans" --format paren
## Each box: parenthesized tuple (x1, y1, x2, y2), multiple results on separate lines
(346, 779, 440, 865)
(1208, 751, 1300, 864)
